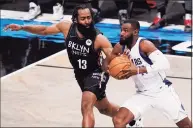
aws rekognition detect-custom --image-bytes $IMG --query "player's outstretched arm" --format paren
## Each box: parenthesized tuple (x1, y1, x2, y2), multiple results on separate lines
(4, 20, 72, 37)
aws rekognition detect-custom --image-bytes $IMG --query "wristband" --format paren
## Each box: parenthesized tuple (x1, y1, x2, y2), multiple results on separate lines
(137, 67, 139, 74)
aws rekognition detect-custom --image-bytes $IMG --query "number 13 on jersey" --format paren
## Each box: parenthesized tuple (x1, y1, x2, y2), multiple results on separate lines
(78, 59, 87, 69)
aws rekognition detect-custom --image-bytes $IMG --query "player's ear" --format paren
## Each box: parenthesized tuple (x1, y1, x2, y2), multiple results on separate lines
(133, 29, 138, 35)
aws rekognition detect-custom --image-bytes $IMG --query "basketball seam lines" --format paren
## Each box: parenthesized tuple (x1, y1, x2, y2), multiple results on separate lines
(115, 64, 130, 78)
(109, 62, 130, 70)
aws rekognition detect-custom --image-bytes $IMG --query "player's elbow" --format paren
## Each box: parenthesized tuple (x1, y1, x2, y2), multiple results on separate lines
(147, 58, 170, 73)
(39, 26, 50, 35)
(40, 31, 48, 35)
(156, 58, 170, 71)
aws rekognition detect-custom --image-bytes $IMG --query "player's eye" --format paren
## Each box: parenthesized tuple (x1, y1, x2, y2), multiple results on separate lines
(124, 29, 128, 32)
(80, 17, 85, 20)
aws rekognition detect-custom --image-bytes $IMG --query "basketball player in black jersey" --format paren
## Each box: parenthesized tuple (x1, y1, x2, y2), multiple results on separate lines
(4, 4, 142, 127)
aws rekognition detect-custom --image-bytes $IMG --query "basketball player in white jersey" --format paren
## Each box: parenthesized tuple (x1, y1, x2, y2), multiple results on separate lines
(110, 19, 192, 127)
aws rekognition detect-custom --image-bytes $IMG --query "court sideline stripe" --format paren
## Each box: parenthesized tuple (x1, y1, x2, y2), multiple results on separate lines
(1, 50, 67, 81)
(36, 64, 73, 69)
(166, 76, 191, 80)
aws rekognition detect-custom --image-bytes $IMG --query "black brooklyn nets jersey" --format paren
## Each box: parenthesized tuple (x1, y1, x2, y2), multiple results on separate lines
(65, 23, 102, 75)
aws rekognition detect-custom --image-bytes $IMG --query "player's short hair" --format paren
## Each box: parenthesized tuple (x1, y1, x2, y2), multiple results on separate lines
(71, 4, 94, 22)
(123, 19, 140, 30)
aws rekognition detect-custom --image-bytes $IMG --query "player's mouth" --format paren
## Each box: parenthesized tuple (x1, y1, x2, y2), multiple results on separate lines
(85, 25, 90, 28)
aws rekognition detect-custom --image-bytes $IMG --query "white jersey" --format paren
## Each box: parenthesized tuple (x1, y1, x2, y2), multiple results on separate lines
(121, 38, 187, 123)
(126, 37, 168, 92)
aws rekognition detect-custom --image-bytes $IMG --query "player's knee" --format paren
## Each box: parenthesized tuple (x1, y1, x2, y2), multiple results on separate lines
(112, 116, 124, 125)
(178, 123, 192, 128)
(81, 102, 93, 113)
(176, 117, 192, 128)
(184, 124, 192, 128)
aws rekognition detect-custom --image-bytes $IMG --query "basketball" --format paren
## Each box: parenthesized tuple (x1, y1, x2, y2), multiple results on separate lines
(108, 55, 131, 79)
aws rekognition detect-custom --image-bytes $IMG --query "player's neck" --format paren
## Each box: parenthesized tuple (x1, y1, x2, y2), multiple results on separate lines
(130, 36, 138, 49)
(76, 27, 85, 39)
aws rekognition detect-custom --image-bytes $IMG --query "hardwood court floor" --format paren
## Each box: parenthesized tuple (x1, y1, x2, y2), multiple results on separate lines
(1, 50, 192, 127)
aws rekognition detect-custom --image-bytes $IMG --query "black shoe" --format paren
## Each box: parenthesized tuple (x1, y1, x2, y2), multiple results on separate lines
(129, 120, 136, 126)
(118, 9, 128, 25)
(184, 26, 192, 33)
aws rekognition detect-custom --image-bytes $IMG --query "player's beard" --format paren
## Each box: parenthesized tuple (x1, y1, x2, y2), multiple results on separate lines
(77, 22, 96, 39)
(120, 34, 133, 49)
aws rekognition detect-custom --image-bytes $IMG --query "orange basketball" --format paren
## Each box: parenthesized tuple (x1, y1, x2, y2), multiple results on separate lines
(109, 55, 131, 79)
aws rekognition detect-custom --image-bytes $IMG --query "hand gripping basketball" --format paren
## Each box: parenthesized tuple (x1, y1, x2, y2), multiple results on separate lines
(108, 55, 132, 79)
(118, 60, 137, 79)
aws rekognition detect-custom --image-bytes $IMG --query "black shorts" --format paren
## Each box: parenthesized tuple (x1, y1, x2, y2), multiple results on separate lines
(75, 69, 109, 101)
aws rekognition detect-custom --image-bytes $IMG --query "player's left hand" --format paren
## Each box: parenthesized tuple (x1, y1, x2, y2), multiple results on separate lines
(118, 60, 137, 79)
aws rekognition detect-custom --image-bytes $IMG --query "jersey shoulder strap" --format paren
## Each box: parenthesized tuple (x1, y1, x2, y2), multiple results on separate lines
(95, 27, 103, 35)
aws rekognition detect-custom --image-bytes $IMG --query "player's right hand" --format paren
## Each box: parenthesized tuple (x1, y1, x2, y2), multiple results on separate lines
(4, 24, 22, 31)
(118, 58, 137, 79)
